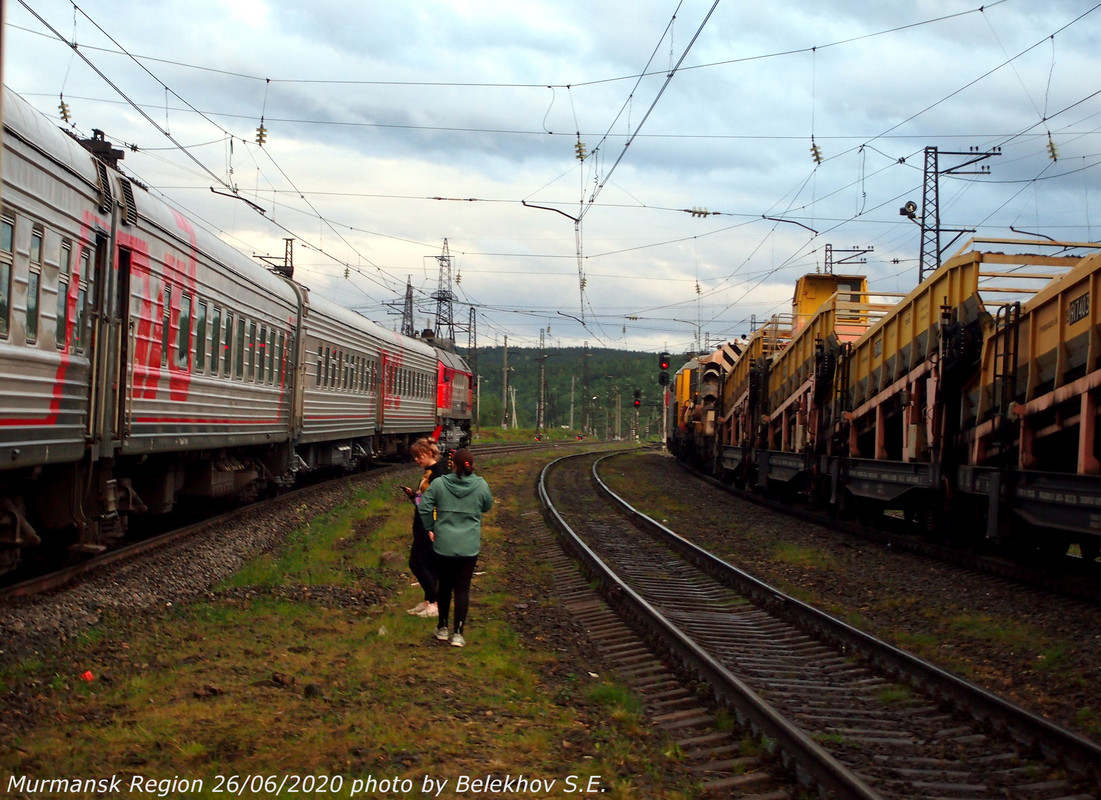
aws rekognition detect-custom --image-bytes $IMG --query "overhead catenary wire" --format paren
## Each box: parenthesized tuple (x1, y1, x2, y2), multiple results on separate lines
(10, 0, 1101, 351)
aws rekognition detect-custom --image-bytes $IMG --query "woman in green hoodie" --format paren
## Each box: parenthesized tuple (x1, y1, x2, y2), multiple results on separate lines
(417, 448, 493, 648)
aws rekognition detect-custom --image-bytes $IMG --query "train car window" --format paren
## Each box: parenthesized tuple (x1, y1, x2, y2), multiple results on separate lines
(0, 216, 13, 338)
(26, 228, 43, 344)
(265, 326, 274, 382)
(248, 321, 257, 380)
(26, 270, 40, 344)
(277, 333, 285, 384)
(316, 346, 323, 387)
(177, 293, 191, 370)
(30, 228, 42, 264)
(223, 312, 234, 375)
(209, 308, 221, 376)
(59, 240, 71, 278)
(56, 240, 72, 349)
(75, 248, 90, 352)
(235, 317, 246, 379)
(324, 345, 331, 388)
(258, 325, 267, 382)
(161, 285, 172, 367)
(196, 302, 208, 372)
(73, 286, 86, 351)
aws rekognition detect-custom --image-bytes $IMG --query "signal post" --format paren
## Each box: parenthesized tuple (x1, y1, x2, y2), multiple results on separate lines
(658, 352, 670, 450)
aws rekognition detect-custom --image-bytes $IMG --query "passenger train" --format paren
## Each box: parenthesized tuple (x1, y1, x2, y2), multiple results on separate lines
(0, 87, 472, 575)
(669, 237, 1101, 564)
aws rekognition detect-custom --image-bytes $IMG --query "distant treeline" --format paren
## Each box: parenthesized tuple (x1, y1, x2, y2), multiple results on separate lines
(458, 346, 672, 434)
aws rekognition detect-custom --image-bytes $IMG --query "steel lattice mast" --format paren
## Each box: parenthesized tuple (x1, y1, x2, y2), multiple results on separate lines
(432, 239, 456, 343)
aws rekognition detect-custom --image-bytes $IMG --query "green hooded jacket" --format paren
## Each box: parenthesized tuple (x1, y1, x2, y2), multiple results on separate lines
(417, 473, 494, 557)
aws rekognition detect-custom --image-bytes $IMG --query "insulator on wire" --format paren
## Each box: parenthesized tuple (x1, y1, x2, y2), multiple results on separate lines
(59, 97, 71, 123)
(1046, 134, 1058, 162)
(810, 140, 823, 164)
(574, 139, 587, 161)
(688, 207, 712, 218)
(256, 119, 268, 146)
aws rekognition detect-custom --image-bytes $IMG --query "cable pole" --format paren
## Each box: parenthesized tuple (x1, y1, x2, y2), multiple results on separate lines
(432, 238, 456, 342)
(401, 277, 415, 337)
(902, 146, 999, 282)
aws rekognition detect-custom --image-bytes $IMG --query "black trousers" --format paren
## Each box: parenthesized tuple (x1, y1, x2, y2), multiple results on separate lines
(435, 554, 478, 633)
(409, 530, 437, 603)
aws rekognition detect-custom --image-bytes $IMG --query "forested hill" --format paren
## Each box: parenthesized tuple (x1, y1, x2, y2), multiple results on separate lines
(456, 346, 669, 432)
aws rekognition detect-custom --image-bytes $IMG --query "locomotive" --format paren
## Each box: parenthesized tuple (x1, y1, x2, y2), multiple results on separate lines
(669, 237, 1101, 563)
(0, 87, 472, 575)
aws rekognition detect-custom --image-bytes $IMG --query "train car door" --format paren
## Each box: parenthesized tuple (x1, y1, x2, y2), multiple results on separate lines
(84, 232, 108, 448)
(86, 231, 126, 458)
(111, 245, 132, 443)
(377, 352, 389, 429)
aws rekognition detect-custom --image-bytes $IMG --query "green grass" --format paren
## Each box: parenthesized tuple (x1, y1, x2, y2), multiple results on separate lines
(0, 455, 698, 799)
(877, 684, 913, 706)
(774, 542, 836, 569)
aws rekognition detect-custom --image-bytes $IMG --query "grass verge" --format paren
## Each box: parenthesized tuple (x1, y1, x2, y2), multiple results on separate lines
(1, 452, 697, 799)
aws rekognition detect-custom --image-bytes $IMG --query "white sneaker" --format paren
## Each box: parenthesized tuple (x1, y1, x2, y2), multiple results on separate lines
(449, 633, 465, 648)
(417, 602, 438, 618)
(435, 626, 450, 641)
(407, 601, 429, 615)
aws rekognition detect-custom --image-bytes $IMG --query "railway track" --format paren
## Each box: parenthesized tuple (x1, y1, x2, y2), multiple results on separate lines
(0, 439, 593, 601)
(539, 450, 1101, 800)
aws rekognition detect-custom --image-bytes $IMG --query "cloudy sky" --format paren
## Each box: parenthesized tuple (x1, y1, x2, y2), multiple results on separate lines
(4, 0, 1100, 354)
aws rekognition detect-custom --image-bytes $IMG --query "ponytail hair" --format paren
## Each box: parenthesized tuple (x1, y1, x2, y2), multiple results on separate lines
(452, 448, 475, 477)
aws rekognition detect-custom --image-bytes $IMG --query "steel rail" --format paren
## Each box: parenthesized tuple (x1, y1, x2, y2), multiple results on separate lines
(539, 451, 885, 800)
(595, 453, 1101, 784)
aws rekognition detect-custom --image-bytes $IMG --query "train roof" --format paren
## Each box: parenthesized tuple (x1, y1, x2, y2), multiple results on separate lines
(436, 348, 469, 371)
(4, 86, 299, 307)
(2, 86, 102, 190)
(306, 291, 437, 357)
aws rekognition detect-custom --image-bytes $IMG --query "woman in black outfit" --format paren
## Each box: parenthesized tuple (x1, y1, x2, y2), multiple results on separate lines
(402, 439, 447, 618)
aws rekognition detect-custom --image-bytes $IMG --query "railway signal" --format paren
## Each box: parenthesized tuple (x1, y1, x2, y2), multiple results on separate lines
(658, 352, 670, 386)
(633, 389, 641, 408)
